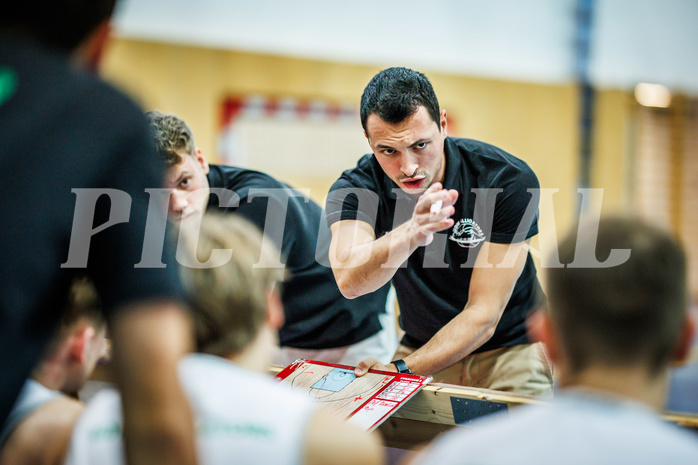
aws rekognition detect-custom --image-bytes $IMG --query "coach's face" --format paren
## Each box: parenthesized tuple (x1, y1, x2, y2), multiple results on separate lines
(365, 106, 447, 195)
(166, 149, 210, 223)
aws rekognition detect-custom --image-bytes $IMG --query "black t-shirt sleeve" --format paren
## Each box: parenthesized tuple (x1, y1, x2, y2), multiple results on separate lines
(326, 176, 381, 229)
(488, 163, 540, 244)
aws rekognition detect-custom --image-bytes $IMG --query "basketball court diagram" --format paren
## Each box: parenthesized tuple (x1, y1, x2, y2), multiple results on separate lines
(311, 368, 357, 392)
(276, 359, 432, 430)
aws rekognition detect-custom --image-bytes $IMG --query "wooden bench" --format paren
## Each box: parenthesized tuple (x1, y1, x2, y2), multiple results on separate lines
(266, 364, 698, 449)
(377, 381, 698, 449)
(91, 363, 698, 450)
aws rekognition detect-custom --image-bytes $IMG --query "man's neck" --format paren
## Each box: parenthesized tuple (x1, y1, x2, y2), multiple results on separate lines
(226, 326, 276, 373)
(559, 364, 669, 411)
(434, 149, 447, 185)
(31, 364, 64, 392)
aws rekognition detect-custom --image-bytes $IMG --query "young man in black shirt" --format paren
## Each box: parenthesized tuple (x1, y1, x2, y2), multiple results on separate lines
(325, 67, 553, 396)
(147, 111, 397, 366)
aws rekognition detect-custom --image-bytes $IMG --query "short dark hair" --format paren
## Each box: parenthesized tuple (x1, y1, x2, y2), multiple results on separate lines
(547, 217, 687, 376)
(360, 67, 441, 135)
(145, 110, 196, 168)
(0, 0, 117, 53)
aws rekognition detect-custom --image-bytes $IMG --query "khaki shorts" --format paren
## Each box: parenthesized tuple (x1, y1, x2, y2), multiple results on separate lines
(393, 342, 554, 397)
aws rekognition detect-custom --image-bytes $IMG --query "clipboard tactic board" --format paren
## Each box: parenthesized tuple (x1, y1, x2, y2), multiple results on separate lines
(275, 359, 432, 431)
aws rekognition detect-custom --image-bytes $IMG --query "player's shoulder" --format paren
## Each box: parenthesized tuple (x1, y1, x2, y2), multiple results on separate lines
(421, 403, 550, 464)
(348, 153, 382, 179)
(210, 164, 320, 215)
(1, 397, 83, 465)
(70, 72, 150, 138)
(211, 164, 295, 192)
(449, 137, 538, 189)
(0, 38, 149, 146)
(449, 138, 530, 169)
(179, 354, 317, 428)
(331, 153, 383, 191)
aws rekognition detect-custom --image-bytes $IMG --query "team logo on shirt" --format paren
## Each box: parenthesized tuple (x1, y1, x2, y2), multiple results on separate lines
(449, 218, 486, 248)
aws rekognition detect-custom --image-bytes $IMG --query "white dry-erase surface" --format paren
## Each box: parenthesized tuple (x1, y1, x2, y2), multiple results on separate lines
(275, 359, 432, 431)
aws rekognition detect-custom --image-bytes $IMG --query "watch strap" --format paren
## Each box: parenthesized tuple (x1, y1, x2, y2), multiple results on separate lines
(391, 359, 412, 374)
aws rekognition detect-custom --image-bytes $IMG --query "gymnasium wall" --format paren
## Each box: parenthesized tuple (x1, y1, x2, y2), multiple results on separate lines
(101, 37, 632, 262)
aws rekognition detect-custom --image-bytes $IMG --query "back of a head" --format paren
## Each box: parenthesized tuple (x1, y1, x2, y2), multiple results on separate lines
(547, 217, 687, 376)
(44, 277, 104, 358)
(360, 67, 441, 133)
(0, 280, 99, 465)
(145, 110, 196, 167)
(0, 0, 117, 53)
(179, 214, 285, 357)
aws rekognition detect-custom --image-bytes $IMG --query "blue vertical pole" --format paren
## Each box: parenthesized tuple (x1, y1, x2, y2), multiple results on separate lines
(576, 0, 595, 213)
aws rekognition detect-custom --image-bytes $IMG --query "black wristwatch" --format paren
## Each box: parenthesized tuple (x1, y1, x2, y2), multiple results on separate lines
(391, 359, 412, 374)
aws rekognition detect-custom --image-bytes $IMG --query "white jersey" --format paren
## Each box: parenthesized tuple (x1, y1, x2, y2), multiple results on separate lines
(65, 354, 316, 465)
(419, 390, 698, 465)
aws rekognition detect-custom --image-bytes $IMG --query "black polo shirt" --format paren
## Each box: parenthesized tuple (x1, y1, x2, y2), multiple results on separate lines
(207, 165, 389, 349)
(326, 137, 543, 353)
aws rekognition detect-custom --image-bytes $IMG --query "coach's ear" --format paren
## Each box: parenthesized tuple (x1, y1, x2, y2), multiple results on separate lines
(672, 316, 696, 363)
(440, 109, 448, 137)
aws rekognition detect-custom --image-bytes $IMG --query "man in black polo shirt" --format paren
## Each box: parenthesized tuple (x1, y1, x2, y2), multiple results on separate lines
(147, 111, 396, 366)
(325, 67, 553, 396)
